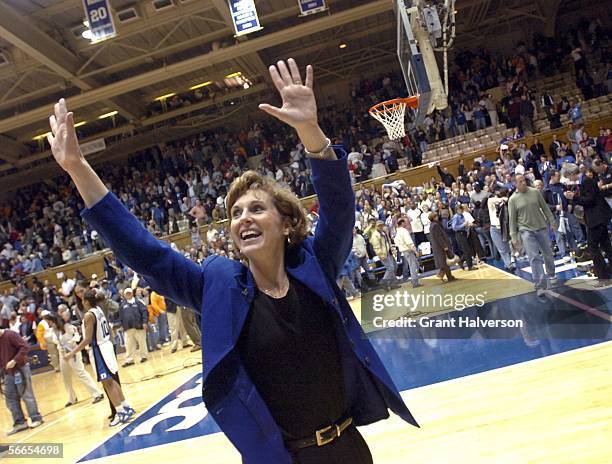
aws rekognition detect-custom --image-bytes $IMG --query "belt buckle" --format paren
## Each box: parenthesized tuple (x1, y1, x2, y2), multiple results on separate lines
(315, 424, 340, 447)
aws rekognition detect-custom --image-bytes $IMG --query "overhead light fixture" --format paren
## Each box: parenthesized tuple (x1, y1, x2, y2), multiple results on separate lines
(225, 72, 242, 79)
(81, 20, 92, 40)
(189, 81, 213, 90)
(32, 132, 51, 141)
(98, 110, 118, 119)
(339, 43, 348, 49)
(154, 92, 176, 101)
(74, 121, 87, 128)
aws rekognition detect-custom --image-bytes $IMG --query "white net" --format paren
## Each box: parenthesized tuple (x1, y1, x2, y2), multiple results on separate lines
(369, 100, 409, 140)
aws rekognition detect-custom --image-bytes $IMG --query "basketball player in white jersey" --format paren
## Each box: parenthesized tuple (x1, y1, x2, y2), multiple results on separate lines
(64, 289, 135, 426)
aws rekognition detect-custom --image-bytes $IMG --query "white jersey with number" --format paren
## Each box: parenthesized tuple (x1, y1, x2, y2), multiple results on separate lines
(83, 306, 118, 378)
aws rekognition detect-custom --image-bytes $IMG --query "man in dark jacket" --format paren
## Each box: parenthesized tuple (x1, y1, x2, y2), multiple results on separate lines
(119, 287, 149, 366)
(519, 95, 535, 134)
(530, 138, 545, 159)
(436, 162, 455, 187)
(563, 163, 612, 287)
(592, 159, 612, 202)
(549, 134, 562, 160)
(428, 212, 457, 282)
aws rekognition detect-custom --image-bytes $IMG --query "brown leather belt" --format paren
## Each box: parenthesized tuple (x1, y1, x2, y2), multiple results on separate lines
(285, 417, 353, 451)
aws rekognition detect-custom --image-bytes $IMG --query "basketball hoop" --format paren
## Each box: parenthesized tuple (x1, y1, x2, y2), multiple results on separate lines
(369, 96, 419, 140)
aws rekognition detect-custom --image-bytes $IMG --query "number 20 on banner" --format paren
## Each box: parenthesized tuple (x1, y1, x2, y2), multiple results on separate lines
(82, 0, 117, 43)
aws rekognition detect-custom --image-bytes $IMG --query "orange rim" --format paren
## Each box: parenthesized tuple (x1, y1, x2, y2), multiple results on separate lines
(368, 96, 419, 114)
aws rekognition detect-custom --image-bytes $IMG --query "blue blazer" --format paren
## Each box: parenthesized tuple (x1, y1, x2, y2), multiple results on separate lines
(82, 150, 418, 463)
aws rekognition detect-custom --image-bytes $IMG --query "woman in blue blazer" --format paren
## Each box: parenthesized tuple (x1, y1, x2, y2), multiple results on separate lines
(47, 59, 418, 463)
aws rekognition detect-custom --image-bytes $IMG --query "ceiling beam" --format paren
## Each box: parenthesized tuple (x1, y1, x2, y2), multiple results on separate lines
(502, 6, 546, 21)
(0, 4, 303, 103)
(30, 0, 80, 19)
(0, 0, 392, 135)
(0, 2, 144, 122)
(0, 134, 29, 164)
(74, 7, 289, 82)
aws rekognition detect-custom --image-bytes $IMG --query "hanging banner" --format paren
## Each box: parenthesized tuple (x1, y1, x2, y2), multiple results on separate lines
(82, 0, 117, 43)
(298, 0, 327, 16)
(228, 0, 263, 36)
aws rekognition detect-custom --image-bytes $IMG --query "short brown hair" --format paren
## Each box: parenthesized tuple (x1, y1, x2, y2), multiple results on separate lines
(226, 170, 310, 247)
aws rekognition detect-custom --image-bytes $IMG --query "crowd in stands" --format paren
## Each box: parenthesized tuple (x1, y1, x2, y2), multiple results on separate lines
(3, 120, 611, 342)
(0, 16, 610, 286)
(0, 72, 416, 283)
(416, 17, 611, 147)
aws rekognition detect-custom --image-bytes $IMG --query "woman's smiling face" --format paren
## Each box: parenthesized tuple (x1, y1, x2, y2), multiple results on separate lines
(230, 189, 288, 261)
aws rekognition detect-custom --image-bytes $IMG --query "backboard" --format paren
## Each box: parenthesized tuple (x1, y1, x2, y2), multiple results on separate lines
(396, 0, 449, 123)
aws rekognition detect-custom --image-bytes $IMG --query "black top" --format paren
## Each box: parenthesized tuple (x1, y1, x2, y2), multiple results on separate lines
(236, 276, 345, 439)
(573, 176, 612, 228)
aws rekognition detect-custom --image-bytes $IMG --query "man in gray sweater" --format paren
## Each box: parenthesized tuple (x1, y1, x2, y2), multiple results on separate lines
(509, 174, 558, 295)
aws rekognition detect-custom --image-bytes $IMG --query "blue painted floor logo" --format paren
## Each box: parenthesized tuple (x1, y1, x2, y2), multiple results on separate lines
(79, 373, 220, 462)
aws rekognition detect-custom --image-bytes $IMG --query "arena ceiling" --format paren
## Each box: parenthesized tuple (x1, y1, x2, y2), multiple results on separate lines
(0, 0, 591, 192)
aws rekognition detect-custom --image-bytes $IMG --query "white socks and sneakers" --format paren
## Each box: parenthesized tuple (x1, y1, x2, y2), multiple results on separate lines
(109, 401, 135, 426)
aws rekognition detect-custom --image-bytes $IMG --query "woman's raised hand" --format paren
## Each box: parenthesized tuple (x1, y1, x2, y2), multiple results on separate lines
(47, 98, 85, 172)
(259, 58, 317, 131)
(46, 98, 108, 207)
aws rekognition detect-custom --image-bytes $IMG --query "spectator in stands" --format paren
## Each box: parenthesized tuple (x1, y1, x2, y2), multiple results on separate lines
(406, 201, 426, 245)
(591, 158, 612, 208)
(40, 311, 60, 373)
(351, 227, 373, 292)
(562, 163, 612, 288)
(451, 205, 477, 271)
(543, 170, 579, 260)
(481, 94, 499, 127)
(568, 99, 584, 125)
(428, 211, 457, 283)
(18, 314, 35, 344)
(508, 174, 557, 296)
(488, 188, 514, 271)
(119, 288, 148, 367)
(436, 162, 455, 187)
(530, 138, 546, 159)
(473, 104, 487, 130)
(571, 46, 587, 76)
(577, 69, 594, 100)
(395, 218, 420, 288)
(472, 200, 494, 259)
(548, 106, 562, 130)
(370, 220, 399, 292)
(540, 91, 554, 117)
(1, 290, 19, 328)
(519, 95, 535, 134)
(557, 96, 570, 115)
(0, 326, 43, 434)
(165, 297, 192, 353)
(179, 302, 201, 353)
(337, 253, 361, 301)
